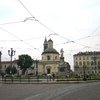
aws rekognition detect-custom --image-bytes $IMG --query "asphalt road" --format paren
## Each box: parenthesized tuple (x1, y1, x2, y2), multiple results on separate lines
(0, 82, 100, 100)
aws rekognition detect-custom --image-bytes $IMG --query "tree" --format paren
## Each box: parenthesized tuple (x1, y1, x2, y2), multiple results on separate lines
(6, 65, 17, 75)
(17, 54, 33, 75)
(6, 65, 12, 74)
(12, 66, 17, 75)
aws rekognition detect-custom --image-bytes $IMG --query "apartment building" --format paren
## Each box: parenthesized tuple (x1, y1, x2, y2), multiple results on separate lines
(73, 51, 100, 75)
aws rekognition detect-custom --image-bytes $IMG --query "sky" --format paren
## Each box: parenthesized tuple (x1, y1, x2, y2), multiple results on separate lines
(0, 0, 100, 70)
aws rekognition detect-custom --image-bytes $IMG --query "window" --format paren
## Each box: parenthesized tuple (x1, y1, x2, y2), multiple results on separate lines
(83, 57, 85, 60)
(79, 61, 82, 66)
(47, 56, 50, 60)
(98, 61, 100, 65)
(79, 57, 81, 60)
(55, 56, 57, 60)
(91, 61, 94, 66)
(98, 66, 100, 70)
(75, 61, 78, 66)
(83, 61, 85, 66)
(87, 61, 89, 65)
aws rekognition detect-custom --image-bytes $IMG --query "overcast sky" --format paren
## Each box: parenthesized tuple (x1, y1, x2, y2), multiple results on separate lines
(0, 0, 100, 70)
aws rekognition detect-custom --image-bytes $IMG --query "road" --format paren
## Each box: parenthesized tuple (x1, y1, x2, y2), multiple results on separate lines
(0, 82, 100, 100)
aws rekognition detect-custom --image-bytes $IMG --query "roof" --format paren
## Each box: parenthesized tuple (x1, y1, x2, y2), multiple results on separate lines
(74, 51, 100, 56)
(48, 39, 53, 42)
(1, 60, 18, 64)
(42, 47, 59, 55)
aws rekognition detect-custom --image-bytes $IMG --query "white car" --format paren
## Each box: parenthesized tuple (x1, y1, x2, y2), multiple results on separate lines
(47, 74, 52, 76)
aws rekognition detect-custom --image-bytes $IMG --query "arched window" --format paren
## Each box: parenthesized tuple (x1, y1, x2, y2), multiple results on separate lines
(87, 61, 89, 65)
(47, 56, 50, 60)
(55, 56, 57, 60)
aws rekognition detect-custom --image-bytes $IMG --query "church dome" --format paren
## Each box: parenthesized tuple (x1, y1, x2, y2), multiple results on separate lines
(48, 39, 53, 42)
(42, 47, 59, 55)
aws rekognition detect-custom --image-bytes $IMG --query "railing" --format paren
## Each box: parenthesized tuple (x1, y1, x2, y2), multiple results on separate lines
(0, 74, 100, 84)
(0, 76, 56, 83)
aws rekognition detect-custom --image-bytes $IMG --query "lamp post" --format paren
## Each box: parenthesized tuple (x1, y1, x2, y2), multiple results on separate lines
(8, 48, 16, 75)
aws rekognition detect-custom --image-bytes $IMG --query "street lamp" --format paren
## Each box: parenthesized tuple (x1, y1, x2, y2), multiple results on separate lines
(8, 48, 16, 74)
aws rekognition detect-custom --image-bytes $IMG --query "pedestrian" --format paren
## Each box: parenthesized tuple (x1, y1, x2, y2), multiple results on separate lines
(52, 73, 55, 81)
(49, 76, 51, 81)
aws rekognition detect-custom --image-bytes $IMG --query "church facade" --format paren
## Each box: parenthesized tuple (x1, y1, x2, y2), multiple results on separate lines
(37, 37, 70, 76)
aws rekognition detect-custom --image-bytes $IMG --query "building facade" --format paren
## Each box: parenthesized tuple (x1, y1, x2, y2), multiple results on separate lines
(74, 51, 100, 75)
(37, 38, 70, 76)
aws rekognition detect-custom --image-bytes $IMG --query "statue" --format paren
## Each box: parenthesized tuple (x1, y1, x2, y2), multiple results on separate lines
(60, 48, 64, 57)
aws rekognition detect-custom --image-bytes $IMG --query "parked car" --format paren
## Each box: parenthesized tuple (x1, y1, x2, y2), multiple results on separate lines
(47, 74, 52, 76)
(41, 73, 47, 76)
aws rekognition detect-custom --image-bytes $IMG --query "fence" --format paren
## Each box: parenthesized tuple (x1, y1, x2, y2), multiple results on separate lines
(0, 76, 56, 83)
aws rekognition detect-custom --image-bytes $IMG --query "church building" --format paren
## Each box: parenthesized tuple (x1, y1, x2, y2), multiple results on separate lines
(37, 37, 70, 76)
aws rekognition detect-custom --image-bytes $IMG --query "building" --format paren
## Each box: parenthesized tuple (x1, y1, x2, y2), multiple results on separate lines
(37, 38, 70, 76)
(74, 51, 100, 75)
(0, 60, 20, 74)
(0, 38, 70, 76)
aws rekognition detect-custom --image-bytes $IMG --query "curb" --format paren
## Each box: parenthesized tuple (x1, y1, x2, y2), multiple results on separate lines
(1, 80, 100, 84)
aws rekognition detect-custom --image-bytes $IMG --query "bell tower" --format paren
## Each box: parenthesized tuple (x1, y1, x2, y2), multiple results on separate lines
(43, 37, 48, 51)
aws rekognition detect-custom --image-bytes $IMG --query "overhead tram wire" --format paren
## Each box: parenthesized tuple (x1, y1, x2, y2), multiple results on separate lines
(74, 25, 100, 42)
(18, 0, 71, 41)
(0, 26, 38, 50)
(18, 0, 99, 50)
(18, 0, 54, 33)
(0, 36, 45, 42)
(89, 25, 100, 37)
(0, 20, 24, 25)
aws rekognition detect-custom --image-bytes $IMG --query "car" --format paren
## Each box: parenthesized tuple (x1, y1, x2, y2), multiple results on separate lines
(47, 74, 52, 76)
(41, 73, 47, 76)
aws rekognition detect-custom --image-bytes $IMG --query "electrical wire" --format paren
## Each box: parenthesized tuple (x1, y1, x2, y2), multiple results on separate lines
(0, 20, 24, 25)
(18, 0, 58, 34)
(0, 36, 45, 42)
(89, 25, 100, 36)
(1, 0, 98, 53)
(0, 26, 37, 49)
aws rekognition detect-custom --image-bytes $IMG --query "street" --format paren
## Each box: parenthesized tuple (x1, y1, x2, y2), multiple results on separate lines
(0, 82, 100, 100)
